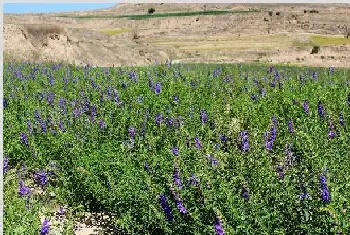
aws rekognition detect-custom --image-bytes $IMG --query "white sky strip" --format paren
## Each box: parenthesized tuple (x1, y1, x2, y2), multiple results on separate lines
(2, 0, 350, 3)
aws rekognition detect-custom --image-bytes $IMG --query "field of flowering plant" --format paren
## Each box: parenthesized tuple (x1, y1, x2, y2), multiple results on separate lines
(3, 62, 350, 235)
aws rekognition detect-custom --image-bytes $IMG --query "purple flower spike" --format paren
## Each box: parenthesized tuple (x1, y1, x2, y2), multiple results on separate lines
(240, 130, 249, 152)
(176, 199, 187, 215)
(215, 215, 225, 235)
(189, 173, 198, 186)
(319, 175, 331, 203)
(195, 137, 202, 149)
(276, 165, 285, 180)
(200, 110, 208, 124)
(159, 194, 173, 222)
(155, 113, 163, 125)
(99, 120, 106, 129)
(34, 170, 48, 189)
(172, 147, 179, 156)
(20, 132, 29, 147)
(40, 219, 50, 235)
(173, 166, 183, 189)
(4, 156, 9, 173)
(19, 179, 31, 197)
(128, 127, 136, 138)
(154, 82, 161, 94)
(242, 188, 250, 200)
(288, 120, 294, 133)
(317, 101, 325, 118)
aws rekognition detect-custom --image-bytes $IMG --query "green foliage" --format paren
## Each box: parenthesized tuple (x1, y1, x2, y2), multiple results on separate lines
(4, 62, 350, 235)
(148, 8, 156, 14)
(58, 10, 256, 20)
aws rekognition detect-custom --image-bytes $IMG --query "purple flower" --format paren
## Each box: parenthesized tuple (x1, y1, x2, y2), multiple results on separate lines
(276, 165, 285, 180)
(207, 154, 219, 166)
(99, 120, 106, 129)
(58, 120, 66, 132)
(46, 93, 55, 106)
(33, 170, 48, 189)
(165, 117, 174, 128)
(3, 98, 8, 108)
(214, 215, 225, 235)
(173, 95, 180, 103)
(20, 132, 29, 147)
(154, 82, 161, 94)
(34, 110, 41, 120)
(328, 121, 336, 139)
(200, 110, 208, 124)
(40, 219, 50, 235)
(4, 156, 9, 173)
(242, 188, 250, 200)
(329, 66, 335, 75)
(172, 147, 179, 156)
(195, 137, 202, 149)
(312, 71, 318, 80)
(319, 175, 331, 203)
(288, 120, 294, 133)
(347, 95, 350, 106)
(240, 130, 249, 152)
(219, 134, 228, 143)
(176, 199, 187, 215)
(328, 130, 336, 139)
(299, 191, 310, 200)
(261, 87, 267, 97)
(159, 194, 173, 222)
(189, 173, 198, 185)
(317, 101, 325, 118)
(173, 166, 183, 189)
(19, 179, 31, 197)
(155, 113, 163, 125)
(128, 127, 136, 138)
(251, 94, 257, 101)
(303, 101, 309, 114)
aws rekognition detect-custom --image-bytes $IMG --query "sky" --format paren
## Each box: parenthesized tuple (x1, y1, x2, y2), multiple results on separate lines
(4, 3, 117, 14)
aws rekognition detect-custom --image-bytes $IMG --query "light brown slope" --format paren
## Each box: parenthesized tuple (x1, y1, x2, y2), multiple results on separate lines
(4, 3, 350, 67)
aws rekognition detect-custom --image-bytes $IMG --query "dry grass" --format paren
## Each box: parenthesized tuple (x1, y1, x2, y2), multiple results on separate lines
(100, 28, 130, 35)
(25, 24, 64, 36)
(310, 35, 350, 46)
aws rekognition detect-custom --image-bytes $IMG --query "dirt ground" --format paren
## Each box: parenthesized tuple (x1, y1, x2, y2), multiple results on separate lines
(4, 3, 350, 68)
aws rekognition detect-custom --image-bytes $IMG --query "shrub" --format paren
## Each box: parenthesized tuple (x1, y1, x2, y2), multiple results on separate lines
(25, 24, 63, 36)
(311, 45, 320, 54)
(268, 11, 273, 17)
(148, 8, 155, 14)
(276, 12, 281, 16)
(133, 32, 140, 40)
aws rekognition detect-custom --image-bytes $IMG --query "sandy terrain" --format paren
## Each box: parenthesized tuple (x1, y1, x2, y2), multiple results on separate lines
(4, 3, 350, 68)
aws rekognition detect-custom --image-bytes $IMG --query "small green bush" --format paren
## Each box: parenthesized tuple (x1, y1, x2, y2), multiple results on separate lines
(148, 8, 155, 14)
(311, 45, 320, 54)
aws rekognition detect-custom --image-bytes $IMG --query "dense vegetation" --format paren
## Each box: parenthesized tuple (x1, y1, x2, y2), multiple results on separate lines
(57, 10, 256, 20)
(4, 62, 350, 235)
